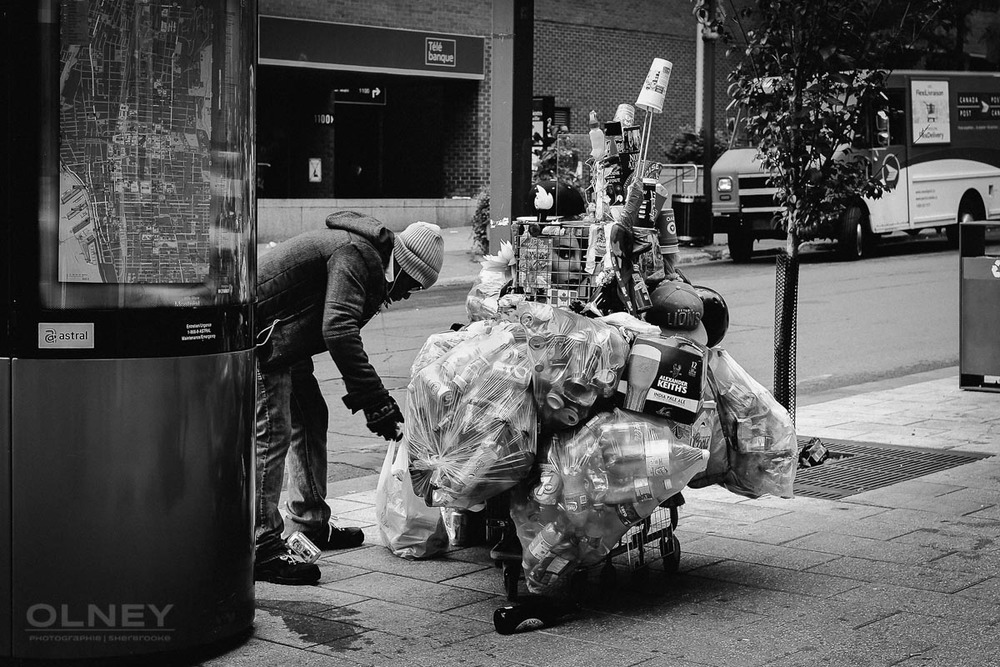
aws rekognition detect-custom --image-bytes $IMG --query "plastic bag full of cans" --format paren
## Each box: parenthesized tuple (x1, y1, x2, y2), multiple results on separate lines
(406, 322, 538, 509)
(708, 349, 797, 499)
(514, 301, 630, 432)
(511, 408, 708, 594)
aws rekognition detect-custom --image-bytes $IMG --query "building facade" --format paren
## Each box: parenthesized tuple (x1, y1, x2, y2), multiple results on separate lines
(256, 0, 718, 236)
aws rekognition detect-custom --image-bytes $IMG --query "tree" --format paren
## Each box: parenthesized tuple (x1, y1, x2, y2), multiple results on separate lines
(712, 0, 946, 415)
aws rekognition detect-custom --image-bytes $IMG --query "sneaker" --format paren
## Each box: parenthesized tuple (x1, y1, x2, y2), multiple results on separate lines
(254, 548, 320, 585)
(304, 522, 365, 550)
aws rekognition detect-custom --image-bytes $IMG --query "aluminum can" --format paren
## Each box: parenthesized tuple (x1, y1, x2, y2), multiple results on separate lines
(286, 531, 321, 564)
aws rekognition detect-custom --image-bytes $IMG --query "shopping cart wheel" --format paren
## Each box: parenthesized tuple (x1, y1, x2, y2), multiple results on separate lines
(599, 561, 617, 588)
(660, 533, 681, 575)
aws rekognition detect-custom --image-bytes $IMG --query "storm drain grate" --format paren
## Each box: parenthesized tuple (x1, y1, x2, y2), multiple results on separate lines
(793, 437, 992, 500)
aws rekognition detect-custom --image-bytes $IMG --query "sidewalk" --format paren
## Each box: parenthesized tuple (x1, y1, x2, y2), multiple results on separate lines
(201, 364, 1000, 666)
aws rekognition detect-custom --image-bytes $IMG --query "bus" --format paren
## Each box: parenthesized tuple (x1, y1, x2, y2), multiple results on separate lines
(711, 70, 1000, 262)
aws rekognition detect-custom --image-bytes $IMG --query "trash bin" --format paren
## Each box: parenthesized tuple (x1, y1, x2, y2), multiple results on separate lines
(671, 194, 713, 247)
(959, 220, 1000, 392)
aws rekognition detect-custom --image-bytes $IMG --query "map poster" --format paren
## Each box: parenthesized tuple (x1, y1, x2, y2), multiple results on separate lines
(911, 80, 951, 145)
(58, 0, 217, 284)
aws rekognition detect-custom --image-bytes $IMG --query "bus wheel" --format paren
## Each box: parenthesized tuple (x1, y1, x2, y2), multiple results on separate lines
(728, 228, 754, 263)
(838, 205, 869, 261)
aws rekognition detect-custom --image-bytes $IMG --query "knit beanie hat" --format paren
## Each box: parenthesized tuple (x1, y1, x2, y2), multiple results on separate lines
(394, 222, 444, 289)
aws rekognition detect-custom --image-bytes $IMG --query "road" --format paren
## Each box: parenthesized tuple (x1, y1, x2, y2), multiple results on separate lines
(378, 231, 999, 400)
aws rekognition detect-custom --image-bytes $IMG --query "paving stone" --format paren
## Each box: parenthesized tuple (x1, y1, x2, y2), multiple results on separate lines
(890, 525, 1000, 552)
(317, 598, 493, 644)
(326, 544, 490, 583)
(314, 560, 372, 584)
(805, 555, 988, 594)
(442, 625, 661, 667)
(838, 507, 962, 540)
(783, 531, 951, 566)
(307, 628, 443, 666)
(698, 584, 892, 629)
(321, 572, 494, 612)
(433, 563, 512, 597)
(255, 581, 368, 609)
(688, 559, 860, 598)
(684, 535, 838, 570)
(832, 582, 1000, 625)
(252, 607, 366, 650)
(353, 637, 523, 667)
(893, 645, 1000, 667)
(927, 547, 1000, 575)
(680, 498, 794, 524)
(850, 486, 1000, 515)
(856, 611, 1000, 654)
(952, 575, 1000, 601)
(646, 618, 810, 667)
(198, 636, 357, 666)
(676, 513, 819, 546)
(965, 504, 1000, 521)
(332, 504, 378, 527)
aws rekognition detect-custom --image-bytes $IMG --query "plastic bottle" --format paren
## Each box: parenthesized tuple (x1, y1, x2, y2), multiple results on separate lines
(530, 463, 563, 523)
(604, 437, 674, 479)
(560, 466, 590, 527)
(601, 475, 666, 505)
(588, 110, 606, 160)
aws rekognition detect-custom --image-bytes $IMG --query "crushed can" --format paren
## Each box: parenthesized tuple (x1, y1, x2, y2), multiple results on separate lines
(286, 531, 321, 564)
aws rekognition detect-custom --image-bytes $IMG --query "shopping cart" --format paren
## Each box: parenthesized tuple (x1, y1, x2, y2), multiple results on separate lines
(487, 490, 684, 603)
(510, 220, 599, 308)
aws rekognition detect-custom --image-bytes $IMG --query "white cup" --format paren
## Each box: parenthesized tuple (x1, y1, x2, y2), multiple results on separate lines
(636, 58, 673, 113)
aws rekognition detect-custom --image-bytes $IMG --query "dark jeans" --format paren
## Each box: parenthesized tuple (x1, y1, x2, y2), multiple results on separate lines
(255, 358, 331, 558)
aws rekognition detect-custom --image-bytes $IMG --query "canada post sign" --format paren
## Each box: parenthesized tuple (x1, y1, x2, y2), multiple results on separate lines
(425, 37, 456, 67)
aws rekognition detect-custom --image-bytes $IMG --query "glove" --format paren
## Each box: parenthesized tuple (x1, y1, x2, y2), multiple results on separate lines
(364, 397, 403, 441)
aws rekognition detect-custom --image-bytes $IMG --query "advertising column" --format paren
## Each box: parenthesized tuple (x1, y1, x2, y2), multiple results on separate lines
(2, 0, 256, 659)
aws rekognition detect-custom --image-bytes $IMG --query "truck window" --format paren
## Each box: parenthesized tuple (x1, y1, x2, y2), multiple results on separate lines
(885, 89, 905, 145)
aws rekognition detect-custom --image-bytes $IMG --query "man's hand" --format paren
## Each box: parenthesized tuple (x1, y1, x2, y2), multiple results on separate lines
(364, 397, 404, 441)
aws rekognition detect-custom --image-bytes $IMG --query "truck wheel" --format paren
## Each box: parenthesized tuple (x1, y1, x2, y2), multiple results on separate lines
(838, 205, 870, 261)
(728, 228, 754, 263)
(949, 196, 985, 249)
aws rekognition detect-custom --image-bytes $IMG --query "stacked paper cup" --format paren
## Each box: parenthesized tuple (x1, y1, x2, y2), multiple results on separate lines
(636, 58, 673, 113)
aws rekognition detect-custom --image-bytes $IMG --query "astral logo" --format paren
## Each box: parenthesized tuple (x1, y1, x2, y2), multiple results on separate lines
(38, 323, 94, 349)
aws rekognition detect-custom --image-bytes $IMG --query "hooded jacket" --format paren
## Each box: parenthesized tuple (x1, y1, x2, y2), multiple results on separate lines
(256, 211, 393, 411)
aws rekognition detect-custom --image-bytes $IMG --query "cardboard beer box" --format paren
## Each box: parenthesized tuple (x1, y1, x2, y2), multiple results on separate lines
(617, 334, 705, 424)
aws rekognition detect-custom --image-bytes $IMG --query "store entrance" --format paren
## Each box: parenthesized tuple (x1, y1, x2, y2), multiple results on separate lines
(333, 104, 383, 198)
(257, 66, 456, 199)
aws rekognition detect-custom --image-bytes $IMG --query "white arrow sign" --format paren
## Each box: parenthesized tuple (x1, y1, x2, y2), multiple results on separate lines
(372, 87, 381, 98)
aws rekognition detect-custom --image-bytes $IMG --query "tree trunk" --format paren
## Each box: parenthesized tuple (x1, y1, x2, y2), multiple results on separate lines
(773, 229, 799, 423)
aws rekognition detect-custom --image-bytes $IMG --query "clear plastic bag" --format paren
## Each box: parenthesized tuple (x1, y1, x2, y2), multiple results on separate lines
(512, 408, 708, 594)
(409, 321, 495, 376)
(466, 241, 515, 321)
(375, 439, 450, 560)
(515, 301, 629, 431)
(708, 349, 797, 499)
(406, 324, 538, 509)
